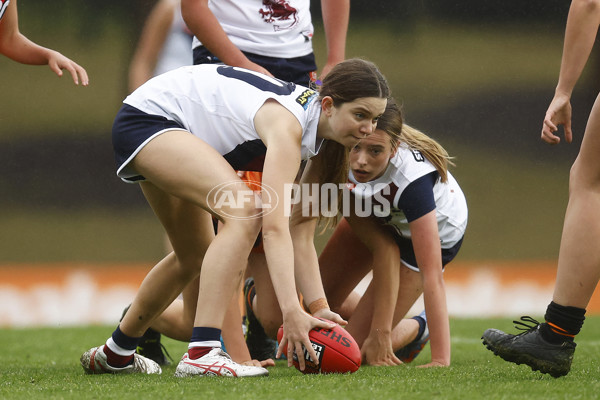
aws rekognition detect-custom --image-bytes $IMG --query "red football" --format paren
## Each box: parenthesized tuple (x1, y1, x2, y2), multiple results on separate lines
(277, 319, 361, 374)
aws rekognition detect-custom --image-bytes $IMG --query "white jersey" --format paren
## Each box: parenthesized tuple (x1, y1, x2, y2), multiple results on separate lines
(192, 0, 313, 58)
(349, 145, 468, 249)
(0, 0, 10, 21)
(123, 64, 322, 171)
(153, 5, 193, 76)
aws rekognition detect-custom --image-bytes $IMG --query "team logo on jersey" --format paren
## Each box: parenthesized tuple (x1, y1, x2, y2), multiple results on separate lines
(296, 89, 316, 109)
(411, 149, 425, 162)
(0, 0, 10, 21)
(259, 0, 298, 30)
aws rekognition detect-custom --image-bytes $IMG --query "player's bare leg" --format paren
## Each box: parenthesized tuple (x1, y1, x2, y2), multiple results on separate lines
(482, 95, 600, 378)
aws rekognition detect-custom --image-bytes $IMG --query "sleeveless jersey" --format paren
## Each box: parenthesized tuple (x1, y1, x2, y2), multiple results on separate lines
(348, 145, 468, 249)
(192, 0, 313, 59)
(153, 5, 193, 76)
(123, 64, 322, 171)
(0, 0, 10, 21)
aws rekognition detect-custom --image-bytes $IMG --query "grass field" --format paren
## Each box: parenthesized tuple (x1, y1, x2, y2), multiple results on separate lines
(3, 317, 600, 399)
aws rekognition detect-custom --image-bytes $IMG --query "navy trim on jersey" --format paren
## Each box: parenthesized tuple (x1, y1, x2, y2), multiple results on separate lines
(398, 171, 438, 222)
(393, 235, 464, 271)
(193, 46, 317, 86)
(112, 104, 185, 181)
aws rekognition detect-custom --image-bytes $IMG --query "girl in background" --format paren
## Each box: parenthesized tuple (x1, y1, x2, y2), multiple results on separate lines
(0, 0, 88, 85)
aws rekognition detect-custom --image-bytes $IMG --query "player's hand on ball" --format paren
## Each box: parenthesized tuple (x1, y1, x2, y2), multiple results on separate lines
(277, 310, 335, 371)
(277, 318, 362, 374)
(312, 308, 347, 326)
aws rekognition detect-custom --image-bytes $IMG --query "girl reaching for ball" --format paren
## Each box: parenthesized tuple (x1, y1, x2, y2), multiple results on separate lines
(315, 99, 468, 366)
(242, 100, 467, 367)
(80, 58, 390, 377)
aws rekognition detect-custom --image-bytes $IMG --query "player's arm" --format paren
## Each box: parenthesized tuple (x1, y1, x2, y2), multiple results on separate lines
(556, 0, 600, 99)
(345, 204, 402, 366)
(410, 210, 451, 367)
(319, 0, 348, 78)
(181, 0, 272, 77)
(0, 0, 88, 85)
(254, 100, 335, 370)
(128, 0, 176, 91)
(542, 0, 600, 144)
(289, 153, 347, 326)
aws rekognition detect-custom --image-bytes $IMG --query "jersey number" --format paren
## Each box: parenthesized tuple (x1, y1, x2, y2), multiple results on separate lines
(216, 66, 296, 95)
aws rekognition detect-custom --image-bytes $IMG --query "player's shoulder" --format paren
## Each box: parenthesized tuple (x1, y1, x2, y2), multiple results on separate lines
(388, 146, 436, 184)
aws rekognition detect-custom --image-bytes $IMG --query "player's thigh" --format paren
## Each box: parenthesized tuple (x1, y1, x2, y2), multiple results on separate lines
(140, 181, 217, 277)
(320, 218, 372, 307)
(573, 94, 600, 184)
(132, 129, 261, 220)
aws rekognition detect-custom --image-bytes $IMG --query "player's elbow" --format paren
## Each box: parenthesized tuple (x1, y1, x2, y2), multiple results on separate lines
(261, 224, 289, 242)
(575, 0, 600, 13)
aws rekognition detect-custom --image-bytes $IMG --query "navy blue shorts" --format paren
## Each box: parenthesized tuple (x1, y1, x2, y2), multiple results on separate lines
(193, 46, 317, 87)
(395, 235, 464, 272)
(112, 104, 186, 182)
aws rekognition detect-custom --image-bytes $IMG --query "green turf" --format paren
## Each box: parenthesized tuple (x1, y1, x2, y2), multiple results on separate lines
(2, 317, 600, 399)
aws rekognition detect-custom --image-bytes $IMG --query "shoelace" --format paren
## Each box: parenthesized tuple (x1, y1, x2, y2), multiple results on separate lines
(512, 316, 541, 335)
(138, 340, 174, 363)
(160, 342, 174, 363)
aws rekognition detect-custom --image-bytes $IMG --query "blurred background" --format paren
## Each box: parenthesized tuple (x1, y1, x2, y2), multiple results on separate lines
(2, 0, 592, 263)
(1, 0, 599, 323)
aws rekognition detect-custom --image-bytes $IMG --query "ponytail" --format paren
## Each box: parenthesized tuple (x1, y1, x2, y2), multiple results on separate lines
(376, 98, 454, 182)
(399, 124, 454, 183)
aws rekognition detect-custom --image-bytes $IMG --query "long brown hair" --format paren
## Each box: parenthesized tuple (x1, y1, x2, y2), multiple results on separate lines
(315, 58, 390, 228)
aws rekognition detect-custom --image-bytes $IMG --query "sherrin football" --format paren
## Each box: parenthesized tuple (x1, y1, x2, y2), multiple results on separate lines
(277, 319, 361, 374)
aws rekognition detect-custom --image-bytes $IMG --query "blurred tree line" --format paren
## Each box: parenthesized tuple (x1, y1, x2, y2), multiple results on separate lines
(29, 0, 571, 42)
(17, 0, 573, 87)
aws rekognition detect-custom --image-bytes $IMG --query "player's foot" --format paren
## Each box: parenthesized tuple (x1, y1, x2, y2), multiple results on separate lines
(244, 277, 278, 360)
(121, 304, 172, 366)
(80, 346, 162, 375)
(482, 316, 576, 378)
(395, 310, 429, 363)
(174, 348, 269, 377)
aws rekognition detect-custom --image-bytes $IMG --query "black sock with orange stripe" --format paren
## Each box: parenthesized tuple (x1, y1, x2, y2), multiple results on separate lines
(539, 301, 586, 344)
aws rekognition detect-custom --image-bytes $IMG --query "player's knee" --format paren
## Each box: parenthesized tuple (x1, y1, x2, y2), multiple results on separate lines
(568, 157, 600, 193)
(262, 317, 283, 339)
